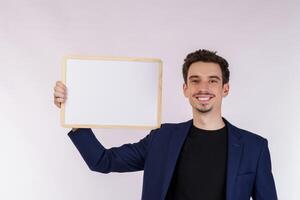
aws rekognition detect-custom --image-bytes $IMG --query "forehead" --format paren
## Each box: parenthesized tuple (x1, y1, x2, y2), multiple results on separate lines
(188, 61, 222, 78)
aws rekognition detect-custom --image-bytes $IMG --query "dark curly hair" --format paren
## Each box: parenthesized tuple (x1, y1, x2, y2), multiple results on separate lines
(182, 49, 230, 85)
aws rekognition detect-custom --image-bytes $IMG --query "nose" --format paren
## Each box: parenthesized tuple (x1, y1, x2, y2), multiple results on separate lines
(197, 80, 210, 90)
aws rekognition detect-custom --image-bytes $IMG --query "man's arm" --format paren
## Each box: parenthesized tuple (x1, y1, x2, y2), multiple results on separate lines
(68, 128, 157, 173)
(252, 139, 278, 200)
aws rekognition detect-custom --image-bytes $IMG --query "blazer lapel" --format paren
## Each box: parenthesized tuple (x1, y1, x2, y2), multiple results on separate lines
(223, 118, 243, 200)
(161, 119, 193, 199)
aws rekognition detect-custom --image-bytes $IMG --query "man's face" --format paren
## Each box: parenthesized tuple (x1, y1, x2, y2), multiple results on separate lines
(183, 61, 229, 115)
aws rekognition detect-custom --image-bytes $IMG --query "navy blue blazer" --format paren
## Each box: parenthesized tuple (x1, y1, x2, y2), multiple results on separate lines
(68, 118, 277, 200)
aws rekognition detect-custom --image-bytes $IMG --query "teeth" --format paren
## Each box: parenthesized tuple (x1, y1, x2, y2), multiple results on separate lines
(197, 97, 210, 101)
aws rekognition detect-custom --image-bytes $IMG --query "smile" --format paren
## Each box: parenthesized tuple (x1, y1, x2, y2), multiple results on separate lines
(196, 96, 213, 103)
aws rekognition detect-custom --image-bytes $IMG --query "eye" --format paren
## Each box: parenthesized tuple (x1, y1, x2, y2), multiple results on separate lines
(191, 80, 199, 83)
(209, 79, 218, 83)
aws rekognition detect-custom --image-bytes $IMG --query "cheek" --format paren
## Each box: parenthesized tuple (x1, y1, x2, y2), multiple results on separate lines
(186, 87, 196, 95)
(185, 89, 193, 98)
(212, 90, 224, 100)
(213, 85, 224, 94)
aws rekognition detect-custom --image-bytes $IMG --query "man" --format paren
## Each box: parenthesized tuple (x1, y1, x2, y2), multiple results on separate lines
(53, 49, 278, 200)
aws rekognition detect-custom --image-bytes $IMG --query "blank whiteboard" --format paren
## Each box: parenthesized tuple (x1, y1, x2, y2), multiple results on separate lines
(60, 56, 163, 130)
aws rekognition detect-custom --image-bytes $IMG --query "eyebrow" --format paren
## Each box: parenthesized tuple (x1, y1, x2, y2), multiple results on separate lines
(188, 75, 221, 81)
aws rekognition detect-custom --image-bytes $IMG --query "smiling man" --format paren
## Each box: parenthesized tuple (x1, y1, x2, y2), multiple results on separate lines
(54, 49, 278, 200)
(165, 52, 231, 199)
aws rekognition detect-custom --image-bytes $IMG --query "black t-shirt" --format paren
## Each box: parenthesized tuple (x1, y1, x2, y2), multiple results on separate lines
(165, 123, 228, 200)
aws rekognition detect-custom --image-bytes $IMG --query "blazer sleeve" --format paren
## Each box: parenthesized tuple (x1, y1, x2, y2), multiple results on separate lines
(68, 128, 157, 173)
(252, 139, 278, 200)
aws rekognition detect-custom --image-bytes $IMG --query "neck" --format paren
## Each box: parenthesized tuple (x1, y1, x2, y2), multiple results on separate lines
(192, 111, 225, 130)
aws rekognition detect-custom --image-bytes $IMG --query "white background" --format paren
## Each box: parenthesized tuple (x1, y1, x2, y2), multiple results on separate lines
(0, 0, 299, 199)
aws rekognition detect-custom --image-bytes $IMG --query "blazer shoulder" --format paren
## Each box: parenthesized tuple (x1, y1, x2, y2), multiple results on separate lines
(235, 126, 268, 145)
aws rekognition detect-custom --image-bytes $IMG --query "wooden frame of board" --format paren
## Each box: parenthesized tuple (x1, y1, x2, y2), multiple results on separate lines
(60, 55, 163, 130)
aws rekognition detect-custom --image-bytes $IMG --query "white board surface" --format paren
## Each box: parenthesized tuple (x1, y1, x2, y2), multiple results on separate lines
(60, 56, 163, 129)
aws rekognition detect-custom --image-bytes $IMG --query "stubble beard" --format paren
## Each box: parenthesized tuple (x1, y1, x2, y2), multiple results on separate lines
(195, 104, 213, 113)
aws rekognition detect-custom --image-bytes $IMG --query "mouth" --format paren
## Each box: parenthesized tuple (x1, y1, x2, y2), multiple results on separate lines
(195, 95, 214, 103)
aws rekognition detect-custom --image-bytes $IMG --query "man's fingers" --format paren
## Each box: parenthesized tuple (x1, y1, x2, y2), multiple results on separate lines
(54, 81, 68, 108)
(55, 102, 61, 108)
(54, 99, 61, 108)
(55, 97, 65, 103)
(54, 91, 66, 99)
(54, 86, 67, 94)
(55, 81, 67, 91)
(56, 81, 67, 89)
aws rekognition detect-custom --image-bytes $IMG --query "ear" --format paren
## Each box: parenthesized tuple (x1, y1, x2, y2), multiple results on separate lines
(183, 83, 189, 98)
(222, 83, 230, 97)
